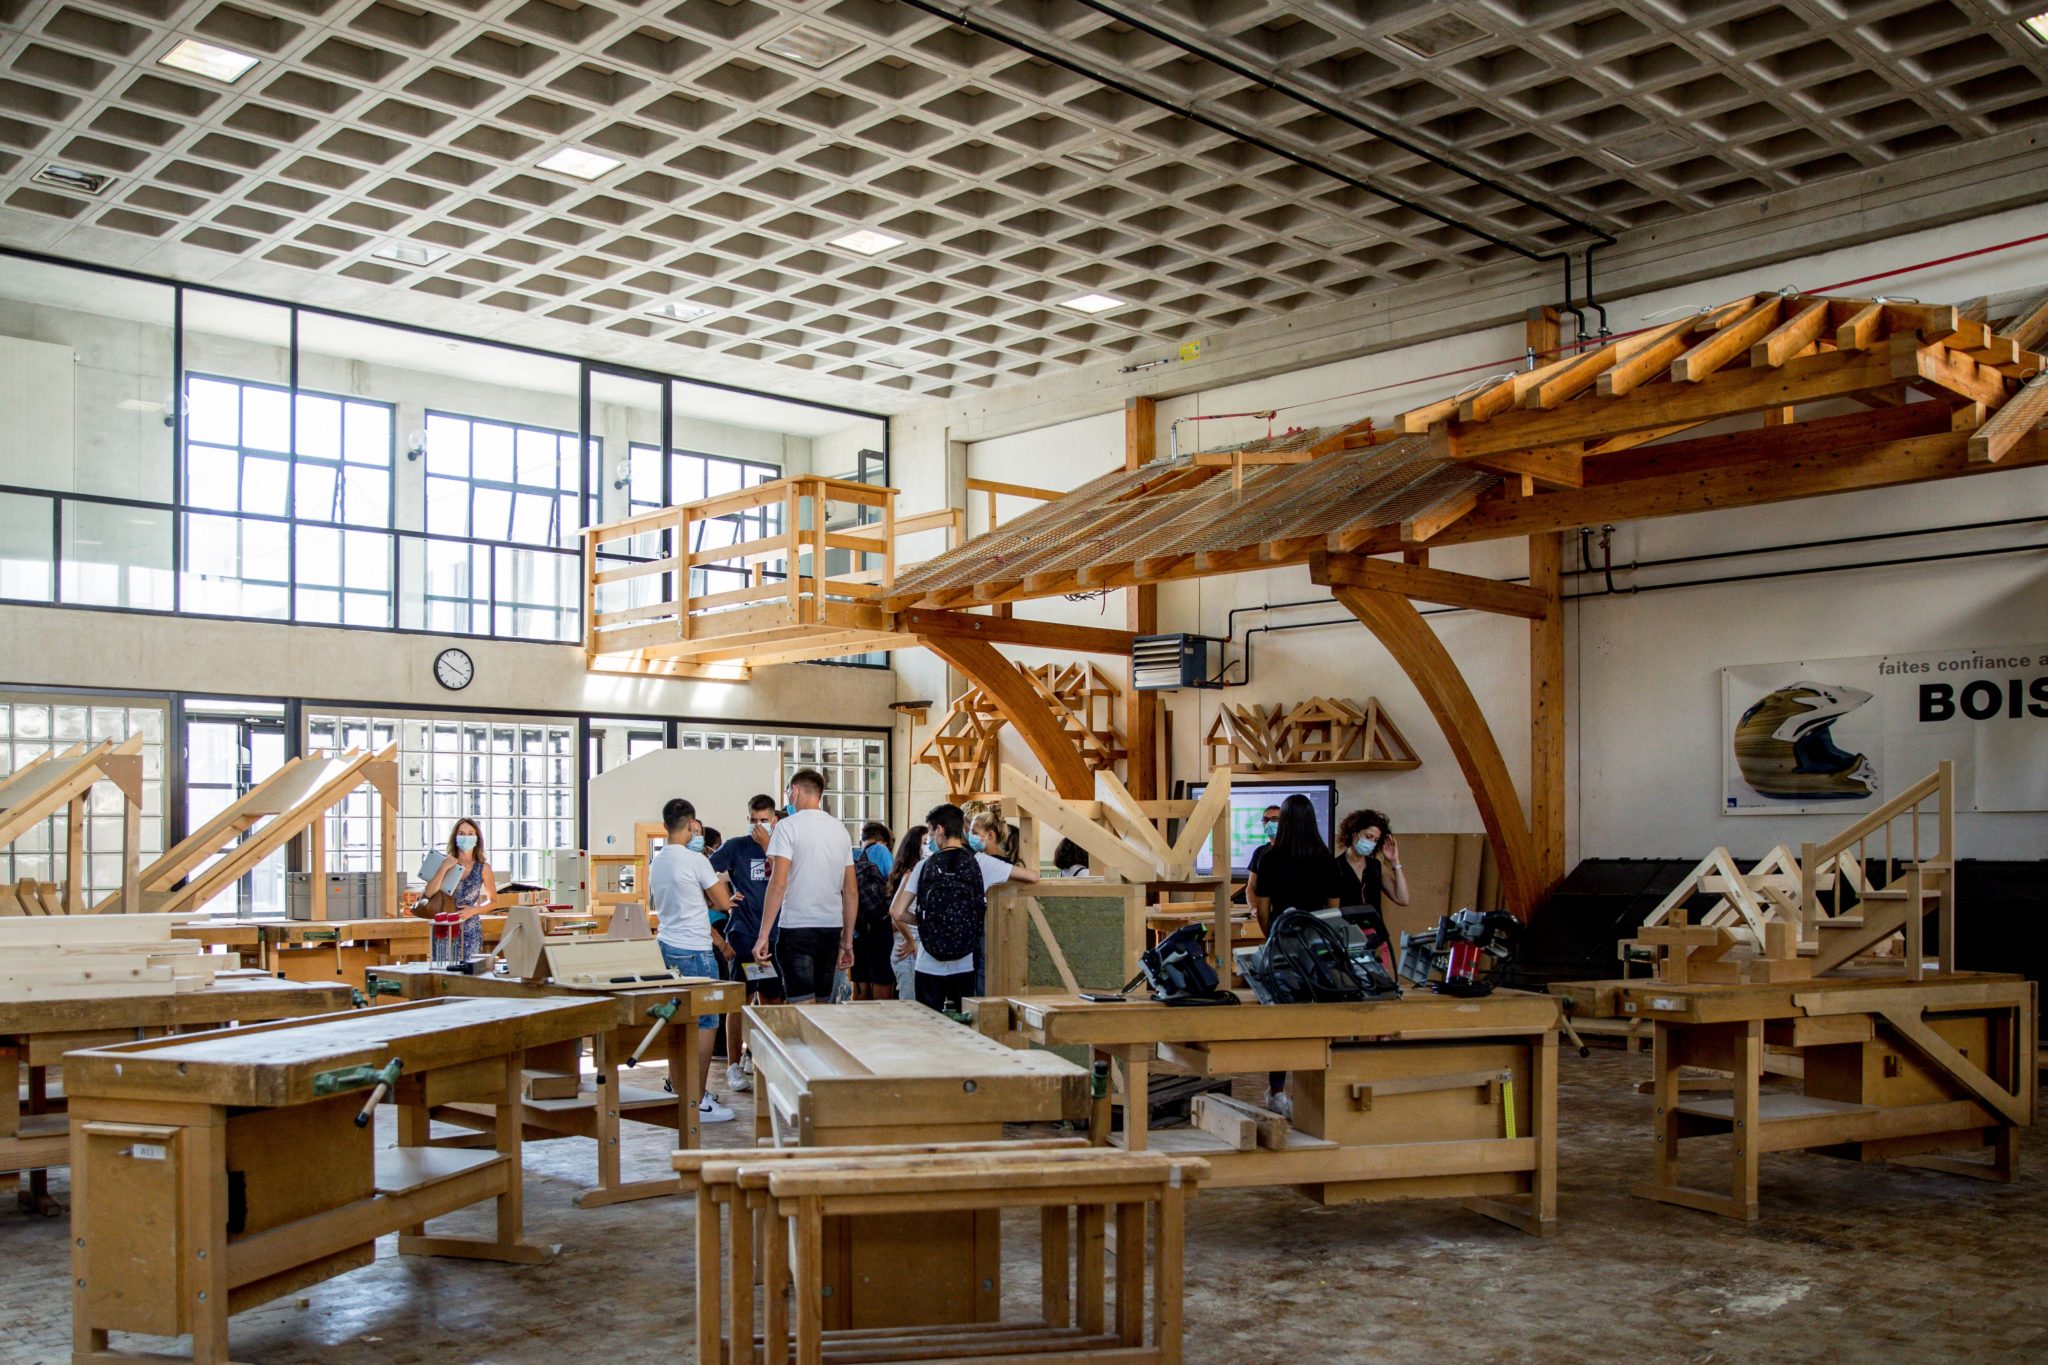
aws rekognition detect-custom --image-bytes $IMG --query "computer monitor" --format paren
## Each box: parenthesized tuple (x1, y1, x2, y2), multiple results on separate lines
(1180, 777, 1337, 878)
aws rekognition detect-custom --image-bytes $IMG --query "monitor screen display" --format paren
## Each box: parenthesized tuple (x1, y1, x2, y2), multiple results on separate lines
(1182, 778, 1337, 877)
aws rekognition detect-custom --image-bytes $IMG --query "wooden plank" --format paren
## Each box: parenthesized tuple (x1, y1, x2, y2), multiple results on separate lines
(1310, 552, 1550, 619)
(1892, 332, 2009, 409)
(1670, 296, 1782, 381)
(1188, 1094, 1255, 1151)
(1750, 299, 1831, 368)
(1968, 374, 2048, 464)
(1528, 531, 1565, 893)
(899, 609, 1137, 657)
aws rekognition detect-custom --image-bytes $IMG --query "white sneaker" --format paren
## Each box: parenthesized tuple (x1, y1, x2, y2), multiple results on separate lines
(698, 1095, 735, 1123)
(1264, 1090, 1293, 1120)
(726, 1063, 751, 1093)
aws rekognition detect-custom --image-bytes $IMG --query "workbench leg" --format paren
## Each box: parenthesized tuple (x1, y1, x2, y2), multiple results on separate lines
(727, 1187, 757, 1365)
(1730, 1019, 1761, 1221)
(69, 1105, 106, 1361)
(1040, 1205, 1070, 1329)
(683, 1016, 703, 1152)
(1077, 1204, 1106, 1337)
(793, 1196, 823, 1365)
(20, 1064, 56, 1216)
(1532, 1032, 1559, 1230)
(696, 1185, 724, 1365)
(1113, 1200, 1145, 1347)
(1120, 1047, 1150, 1151)
(183, 1114, 232, 1364)
(594, 1027, 624, 1197)
(1650, 1021, 1680, 1195)
(1153, 1187, 1184, 1363)
(763, 1193, 791, 1365)
(397, 1086, 432, 1238)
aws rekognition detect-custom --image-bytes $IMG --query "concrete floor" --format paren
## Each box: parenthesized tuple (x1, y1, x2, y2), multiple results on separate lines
(4, 1047, 2043, 1364)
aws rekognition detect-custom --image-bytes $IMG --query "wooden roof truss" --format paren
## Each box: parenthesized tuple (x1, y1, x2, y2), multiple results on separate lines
(1202, 696, 1422, 776)
(917, 662, 1128, 801)
(0, 736, 146, 915)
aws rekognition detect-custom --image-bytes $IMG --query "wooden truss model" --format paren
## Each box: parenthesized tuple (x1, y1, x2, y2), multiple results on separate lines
(0, 736, 145, 915)
(1632, 763, 1955, 984)
(116, 745, 398, 918)
(1202, 695, 1419, 775)
(917, 663, 1127, 800)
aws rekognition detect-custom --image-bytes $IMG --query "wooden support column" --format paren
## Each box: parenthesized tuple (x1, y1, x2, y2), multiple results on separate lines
(1330, 586, 1541, 917)
(1528, 533, 1566, 896)
(1125, 397, 1161, 799)
(917, 635, 1096, 798)
(1525, 305, 1567, 903)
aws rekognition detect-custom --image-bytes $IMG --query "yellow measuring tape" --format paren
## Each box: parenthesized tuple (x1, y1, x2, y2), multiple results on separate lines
(1502, 1078, 1517, 1140)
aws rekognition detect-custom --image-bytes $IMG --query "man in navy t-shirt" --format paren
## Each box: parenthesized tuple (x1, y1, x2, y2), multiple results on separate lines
(709, 793, 782, 1093)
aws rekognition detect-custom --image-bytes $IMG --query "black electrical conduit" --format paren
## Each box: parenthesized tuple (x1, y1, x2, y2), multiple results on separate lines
(894, 0, 1611, 333)
(1204, 515, 2048, 686)
(1066, 0, 1615, 334)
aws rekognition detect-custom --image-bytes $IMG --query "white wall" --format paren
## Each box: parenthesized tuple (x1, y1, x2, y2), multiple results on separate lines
(894, 204, 2048, 866)
(587, 748, 782, 856)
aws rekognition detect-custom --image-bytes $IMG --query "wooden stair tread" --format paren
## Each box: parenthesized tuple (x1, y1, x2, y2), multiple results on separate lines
(1676, 1093, 1874, 1124)
(1112, 1126, 1336, 1155)
(374, 1145, 504, 1196)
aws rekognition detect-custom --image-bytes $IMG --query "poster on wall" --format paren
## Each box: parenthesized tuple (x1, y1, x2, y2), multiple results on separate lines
(1722, 645, 2048, 815)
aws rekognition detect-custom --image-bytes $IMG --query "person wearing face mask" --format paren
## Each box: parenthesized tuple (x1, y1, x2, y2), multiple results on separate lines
(886, 824, 927, 999)
(422, 818, 496, 961)
(1236, 803, 1284, 904)
(1245, 794, 1340, 1118)
(649, 797, 737, 1122)
(752, 769, 859, 1005)
(710, 794, 781, 1094)
(890, 804, 1038, 1013)
(1333, 808, 1409, 918)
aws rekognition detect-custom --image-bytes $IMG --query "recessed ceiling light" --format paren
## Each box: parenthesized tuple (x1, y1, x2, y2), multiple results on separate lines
(829, 228, 905, 256)
(1386, 15, 1488, 59)
(33, 164, 113, 196)
(537, 146, 623, 181)
(1059, 292, 1125, 314)
(1066, 138, 1147, 172)
(648, 300, 713, 323)
(2024, 12, 2048, 44)
(372, 241, 447, 267)
(759, 24, 864, 69)
(158, 38, 260, 84)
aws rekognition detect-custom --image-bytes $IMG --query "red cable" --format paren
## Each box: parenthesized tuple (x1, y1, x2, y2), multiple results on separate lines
(1810, 229, 2048, 294)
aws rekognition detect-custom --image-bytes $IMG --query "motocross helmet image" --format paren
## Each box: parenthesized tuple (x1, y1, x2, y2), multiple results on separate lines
(1733, 682, 1876, 800)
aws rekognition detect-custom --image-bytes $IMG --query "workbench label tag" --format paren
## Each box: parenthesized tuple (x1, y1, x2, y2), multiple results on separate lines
(127, 1144, 167, 1161)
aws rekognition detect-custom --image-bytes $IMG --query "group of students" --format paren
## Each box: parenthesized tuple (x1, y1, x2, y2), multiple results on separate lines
(1241, 792, 1409, 1116)
(636, 770, 1037, 1122)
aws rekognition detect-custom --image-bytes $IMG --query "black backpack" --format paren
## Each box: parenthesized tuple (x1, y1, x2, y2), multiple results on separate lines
(1242, 907, 1400, 1004)
(916, 846, 986, 961)
(853, 856, 892, 933)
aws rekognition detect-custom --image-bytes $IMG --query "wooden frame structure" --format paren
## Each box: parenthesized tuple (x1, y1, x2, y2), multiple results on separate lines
(974, 989, 1561, 1235)
(1202, 695, 1421, 776)
(918, 662, 1128, 801)
(65, 995, 613, 1364)
(683, 1144, 1201, 1365)
(0, 737, 145, 916)
(117, 745, 398, 919)
(883, 287, 2046, 912)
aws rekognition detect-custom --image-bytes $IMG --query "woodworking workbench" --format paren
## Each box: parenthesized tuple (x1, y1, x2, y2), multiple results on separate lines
(739, 1001, 1091, 1332)
(976, 989, 1562, 1234)
(365, 961, 741, 1207)
(1619, 969, 2036, 1220)
(64, 994, 612, 1364)
(170, 916, 432, 988)
(3, 974, 354, 1218)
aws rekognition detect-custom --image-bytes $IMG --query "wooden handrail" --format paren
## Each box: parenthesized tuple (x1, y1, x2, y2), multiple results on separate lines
(965, 476, 1063, 502)
(1807, 766, 1946, 862)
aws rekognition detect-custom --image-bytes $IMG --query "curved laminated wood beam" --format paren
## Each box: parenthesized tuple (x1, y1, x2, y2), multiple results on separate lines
(916, 635, 1096, 798)
(1330, 586, 1541, 918)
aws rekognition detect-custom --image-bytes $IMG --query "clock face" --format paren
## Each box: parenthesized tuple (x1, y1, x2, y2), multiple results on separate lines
(434, 647, 474, 691)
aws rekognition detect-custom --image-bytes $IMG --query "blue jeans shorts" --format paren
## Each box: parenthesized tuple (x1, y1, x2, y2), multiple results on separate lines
(660, 944, 723, 1029)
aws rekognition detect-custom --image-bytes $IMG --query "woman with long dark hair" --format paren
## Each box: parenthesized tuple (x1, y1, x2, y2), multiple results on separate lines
(421, 817, 495, 962)
(887, 823, 927, 998)
(1244, 793, 1338, 1118)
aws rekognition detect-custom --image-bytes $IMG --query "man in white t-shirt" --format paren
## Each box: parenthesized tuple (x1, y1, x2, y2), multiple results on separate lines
(649, 797, 736, 1122)
(751, 768, 857, 1003)
(888, 801, 1039, 1013)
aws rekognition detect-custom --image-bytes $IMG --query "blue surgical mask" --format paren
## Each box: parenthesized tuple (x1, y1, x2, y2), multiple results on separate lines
(1354, 836, 1378, 857)
(783, 802, 795, 817)
(455, 834, 476, 852)
(967, 833, 986, 853)
(924, 836, 936, 857)
(1261, 820, 1278, 841)
(687, 835, 705, 853)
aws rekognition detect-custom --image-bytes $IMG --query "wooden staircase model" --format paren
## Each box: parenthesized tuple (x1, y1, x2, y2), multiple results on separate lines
(916, 663, 1127, 801)
(1630, 762, 1954, 981)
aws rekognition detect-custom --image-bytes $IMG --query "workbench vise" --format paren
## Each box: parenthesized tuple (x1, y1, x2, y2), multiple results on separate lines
(312, 1058, 404, 1127)
(628, 997, 682, 1067)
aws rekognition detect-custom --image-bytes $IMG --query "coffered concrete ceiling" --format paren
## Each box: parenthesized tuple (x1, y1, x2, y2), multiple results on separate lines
(2, 0, 2043, 413)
